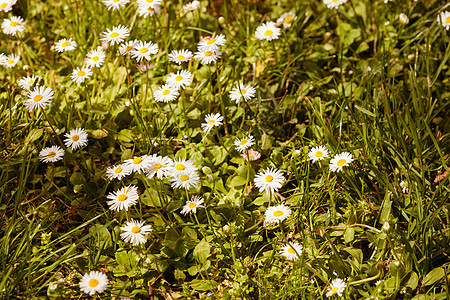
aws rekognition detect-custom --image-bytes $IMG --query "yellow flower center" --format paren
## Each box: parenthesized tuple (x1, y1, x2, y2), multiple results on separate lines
(147, 7, 154, 11)
(331, 287, 339, 294)
(249, 153, 254, 158)
(315, 151, 323, 157)
(114, 167, 122, 173)
(33, 95, 43, 102)
(336, 159, 346, 167)
(206, 38, 215, 45)
(176, 164, 185, 170)
(10, 22, 18, 27)
(273, 210, 284, 217)
(132, 226, 141, 233)
(177, 55, 185, 60)
(180, 175, 189, 181)
(287, 247, 295, 253)
(188, 203, 197, 209)
(146, 0, 153, 2)
(125, 45, 133, 51)
(61, 41, 70, 47)
(110, 32, 119, 38)
(88, 279, 99, 287)
(162, 90, 170, 95)
(113, 0, 119, 2)
(77, 70, 85, 77)
(7, 60, 14, 65)
(92, 56, 99, 61)
(140, 48, 148, 53)
(118, 194, 127, 202)
(264, 30, 273, 36)
(47, 151, 56, 158)
(0, 3, 7, 9)
(71, 135, 79, 141)
(446, 17, 450, 23)
(240, 139, 247, 145)
(208, 119, 215, 125)
(175, 75, 183, 81)
(133, 157, 142, 164)
(154, 163, 162, 169)
(265, 175, 274, 182)
(332, 0, 338, 2)
(204, 51, 212, 57)
(28, 80, 33, 84)
(284, 17, 293, 24)
(239, 89, 247, 94)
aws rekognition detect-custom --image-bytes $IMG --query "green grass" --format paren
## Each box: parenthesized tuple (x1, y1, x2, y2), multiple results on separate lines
(0, 0, 449, 299)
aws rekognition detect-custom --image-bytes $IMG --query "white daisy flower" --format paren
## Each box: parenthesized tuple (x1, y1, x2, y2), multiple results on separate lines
(39, 146, 65, 163)
(85, 49, 106, 68)
(137, 0, 162, 9)
(169, 158, 198, 177)
(100, 25, 130, 45)
(166, 69, 192, 90)
(118, 39, 138, 56)
(194, 48, 221, 65)
(264, 204, 291, 224)
(106, 185, 139, 211)
(123, 155, 153, 174)
(146, 155, 172, 179)
(54, 38, 77, 52)
(18, 75, 42, 89)
(198, 34, 226, 52)
(70, 66, 93, 84)
(106, 164, 132, 180)
(280, 242, 303, 260)
(201, 113, 223, 134)
(323, 0, 348, 9)
(153, 84, 179, 103)
(326, 278, 347, 297)
(438, 11, 450, 30)
(180, 195, 204, 215)
(137, 4, 161, 17)
(0, 53, 6, 65)
(255, 21, 281, 41)
(103, 0, 129, 10)
(276, 12, 296, 28)
(242, 149, 261, 161)
(130, 40, 159, 63)
(229, 83, 256, 103)
(120, 219, 152, 246)
(182, 0, 200, 12)
(308, 146, 329, 162)
(382, 221, 390, 231)
(79, 271, 108, 296)
(168, 49, 193, 65)
(329, 152, 353, 173)
(2, 16, 25, 36)
(2, 54, 19, 68)
(170, 170, 200, 190)
(23, 86, 54, 111)
(0, 0, 16, 13)
(64, 128, 88, 151)
(400, 180, 409, 194)
(234, 135, 255, 152)
(254, 168, 285, 194)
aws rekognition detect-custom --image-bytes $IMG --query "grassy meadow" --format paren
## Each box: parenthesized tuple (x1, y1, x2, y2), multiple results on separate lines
(1, 0, 449, 298)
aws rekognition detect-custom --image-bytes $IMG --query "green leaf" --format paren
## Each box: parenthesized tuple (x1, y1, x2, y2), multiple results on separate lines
(193, 240, 210, 264)
(422, 267, 445, 286)
(343, 227, 355, 243)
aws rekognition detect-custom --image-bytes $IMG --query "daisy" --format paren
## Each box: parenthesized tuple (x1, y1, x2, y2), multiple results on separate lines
(180, 195, 204, 215)
(54, 38, 77, 52)
(194, 48, 221, 65)
(400, 180, 409, 194)
(146, 155, 172, 179)
(329, 152, 353, 173)
(166, 69, 192, 90)
(168, 49, 193, 65)
(153, 84, 179, 103)
(130, 40, 159, 63)
(137, 0, 162, 9)
(103, 0, 129, 10)
(255, 22, 281, 41)
(2, 54, 19, 68)
(23, 86, 54, 111)
(18, 75, 42, 89)
(277, 12, 296, 28)
(170, 170, 200, 190)
(323, 0, 348, 9)
(229, 83, 256, 103)
(120, 219, 152, 246)
(438, 11, 450, 30)
(100, 25, 130, 45)
(242, 149, 261, 161)
(198, 34, 226, 52)
(182, 0, 200, 12)
(169, 158, 198, 177)
(254, 168, 285, 194)
(264, 204, 291, 224)
(106, 164, 132, 180)
(326, 278, 347, 297)
(201, 113, 223, 134)
(85, 49, 106, 68)
(308, 146, 329, 162)
(106, 185, 139, 211)
(64, 127, 88, 151)
(137, 4, 161, 17)
(123, 155, 153, 174)
(39, 146, 65, 163)
(0, 53, 5, 65)
(0, 0, 16, 12)
(137, 63, 154, 72)
(280, 242, 303, 260)
(118, 39, 138, 56)
(2, 16, 25, 36)
(70, 66, 93, 84)
(79, 271, 108, 296)
(234, 135, 255, 152)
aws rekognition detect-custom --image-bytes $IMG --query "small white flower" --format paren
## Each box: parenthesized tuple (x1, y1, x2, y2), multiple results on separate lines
(264, 204, 291, 224)
(181, 195, 204, 215)
(54, 38, 77, 52)
(229, 83, 256, 103)
(130, 40, 159, 63)
(399, 13, 409, 24)
(201, 113, 223, 134)
(276, 12, 296, 28)
(0, 0, 16, 12)
(1, 16, 25, 36)
(106, 185, 139, 211)
(79, 271, 108, 296)
(123, 155, 153, 174)
(137, 0, 162, 9)
(137, 4, 161, 17)
(280, 242, 303, 260)
(2, 54, 19, 68)
(153, 84, 179, 103)
(182, 0, 200, 12)
(323, 0, 348, 9)
(194, 48, 221, 65)
(70, 66, 93, 84)
(198, 34, 226, 52)
(24, 86, 54, 111)
(234, 135, 255, 152)
(255, 21, 281, 41)
(166, 69, 193, 90)
(170, 170, 200, 190)
(400, 180, 409, 194)
(106, 164, 132, 180)
(100, 25, 130, 45)
(118, 39, 138, 56)
(326, 278, 347, 297)
(120, 219, 152, 246)
(242, 149, 261, 161)
(18, 75, 42, 89)
(254, 168, 285, 194)
(437, 11, 450, 30)
(64, 128, 88, 151)
(39, 146, 65, 163)
(169, 158, 198, 177)
(146, 155, 172, 179)
(308, 146, 329, 162)
(103, 0, 129, 10)
(168, 49, 193, 65)
(85, 49, 106, 68)
(382, 221, 390, 231)
(329, 152, 353, 173)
